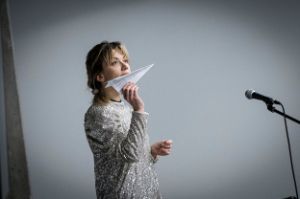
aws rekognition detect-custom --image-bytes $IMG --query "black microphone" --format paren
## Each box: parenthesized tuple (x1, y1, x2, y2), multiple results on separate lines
(245, 89, 280, 105)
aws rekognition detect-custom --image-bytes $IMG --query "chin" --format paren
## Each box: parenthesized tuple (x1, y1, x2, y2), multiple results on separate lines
(122, 71, 130, 76)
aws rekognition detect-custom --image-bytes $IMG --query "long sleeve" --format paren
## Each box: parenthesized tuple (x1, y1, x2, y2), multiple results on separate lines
(84, 104, 149, 163)
(120, 111, 149, 162)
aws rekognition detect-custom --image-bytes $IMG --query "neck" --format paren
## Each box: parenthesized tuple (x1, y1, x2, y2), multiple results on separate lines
(104, 87, 121, 101)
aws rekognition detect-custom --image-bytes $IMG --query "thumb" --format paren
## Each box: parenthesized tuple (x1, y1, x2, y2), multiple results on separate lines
(164, 140, 173, 145)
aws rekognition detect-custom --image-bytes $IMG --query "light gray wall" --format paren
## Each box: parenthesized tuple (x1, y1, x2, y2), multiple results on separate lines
(4, 0, 300, 198)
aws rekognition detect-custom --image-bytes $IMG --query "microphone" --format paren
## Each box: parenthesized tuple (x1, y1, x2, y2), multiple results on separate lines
(245, 89, 280, 105)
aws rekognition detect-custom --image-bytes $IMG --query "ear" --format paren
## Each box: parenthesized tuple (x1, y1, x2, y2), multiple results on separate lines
(96, 73, 105, 83)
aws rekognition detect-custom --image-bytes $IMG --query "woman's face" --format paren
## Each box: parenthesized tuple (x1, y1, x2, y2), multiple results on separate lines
(100, 49, 131, 82)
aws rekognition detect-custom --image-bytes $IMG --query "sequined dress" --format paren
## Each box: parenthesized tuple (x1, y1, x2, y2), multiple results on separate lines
(84, 100, 161, 199)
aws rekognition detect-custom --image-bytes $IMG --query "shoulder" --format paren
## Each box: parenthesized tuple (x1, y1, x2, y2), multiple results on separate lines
(85, 104, 104, 115)
(86, 102, 113, 116)
(84, 104, 108, 125)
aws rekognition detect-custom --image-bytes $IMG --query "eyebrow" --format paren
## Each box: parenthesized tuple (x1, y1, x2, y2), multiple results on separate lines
(111, 56, 128, 60)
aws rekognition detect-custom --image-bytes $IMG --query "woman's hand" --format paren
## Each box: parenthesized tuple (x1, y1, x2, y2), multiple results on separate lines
(151, 140, 173, 159)
(122, 82, 144, 113)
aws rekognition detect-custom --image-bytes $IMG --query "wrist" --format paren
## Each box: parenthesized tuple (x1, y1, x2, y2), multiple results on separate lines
(134, 105, 144, 113)
(134, 109, 144, 113)
(151, 151, 157, 159)
(151, 146, 157, 157)
(150, 149, 159, 163)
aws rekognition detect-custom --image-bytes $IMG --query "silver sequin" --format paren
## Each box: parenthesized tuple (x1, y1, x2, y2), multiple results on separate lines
(84, 101, 161, 199)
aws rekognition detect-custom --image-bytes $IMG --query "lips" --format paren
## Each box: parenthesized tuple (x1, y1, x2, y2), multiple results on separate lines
(122, 70, 130, 76)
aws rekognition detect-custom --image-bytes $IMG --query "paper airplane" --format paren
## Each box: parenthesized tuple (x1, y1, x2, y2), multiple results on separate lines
(105, 64, 154, 92)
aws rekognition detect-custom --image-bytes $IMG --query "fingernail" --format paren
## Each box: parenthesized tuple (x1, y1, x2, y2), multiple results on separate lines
(166, 140, 173, 144)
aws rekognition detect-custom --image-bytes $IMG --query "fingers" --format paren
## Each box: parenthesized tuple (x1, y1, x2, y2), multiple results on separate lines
(160, 148, 171, 155)
(122, 82, 130, 100)
(164, 140, 173, 146)
(159, 147, 171, 155)
(122, 82, 138, 102)
(130, 85, 138, 102)
(161, 140, 173, 148)
(122, 82, 144, 112)
(157, 140, 173, 156)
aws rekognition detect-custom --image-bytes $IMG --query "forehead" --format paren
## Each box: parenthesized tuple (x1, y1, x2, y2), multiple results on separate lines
(111, 49, 126, 58)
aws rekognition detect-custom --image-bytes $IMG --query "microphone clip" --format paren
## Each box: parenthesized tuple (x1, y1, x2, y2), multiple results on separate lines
(267, 103, 275, 112)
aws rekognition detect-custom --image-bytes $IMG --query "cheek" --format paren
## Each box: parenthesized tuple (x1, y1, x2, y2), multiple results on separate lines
(110, 69, 123, 78)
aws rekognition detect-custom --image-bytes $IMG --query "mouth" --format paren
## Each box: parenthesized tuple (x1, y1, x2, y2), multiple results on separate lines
(122, 71, 130, 76)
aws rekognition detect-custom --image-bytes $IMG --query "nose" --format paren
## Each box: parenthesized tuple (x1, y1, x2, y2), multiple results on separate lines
(121, 61, 129, 71)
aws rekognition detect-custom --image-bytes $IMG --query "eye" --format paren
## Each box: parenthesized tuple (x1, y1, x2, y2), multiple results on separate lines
(124, 59, 129, 63)
(111, 60, 118, 65)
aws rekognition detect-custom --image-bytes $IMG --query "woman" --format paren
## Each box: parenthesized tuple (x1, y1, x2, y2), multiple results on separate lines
(84, 41, 172, 199)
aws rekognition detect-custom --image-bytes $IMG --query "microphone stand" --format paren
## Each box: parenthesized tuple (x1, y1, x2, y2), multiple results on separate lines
(267, 105, 300, 124)
(267, 103, 299, 199)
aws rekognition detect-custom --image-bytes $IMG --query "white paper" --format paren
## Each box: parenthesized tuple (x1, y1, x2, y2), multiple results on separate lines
(105, 64, 154, 92)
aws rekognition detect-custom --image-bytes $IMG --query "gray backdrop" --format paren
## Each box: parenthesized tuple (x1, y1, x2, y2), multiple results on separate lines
(1, 0, 300, 198)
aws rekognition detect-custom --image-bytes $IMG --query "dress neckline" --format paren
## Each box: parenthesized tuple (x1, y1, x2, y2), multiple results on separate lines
(110, 99, 122, 103)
